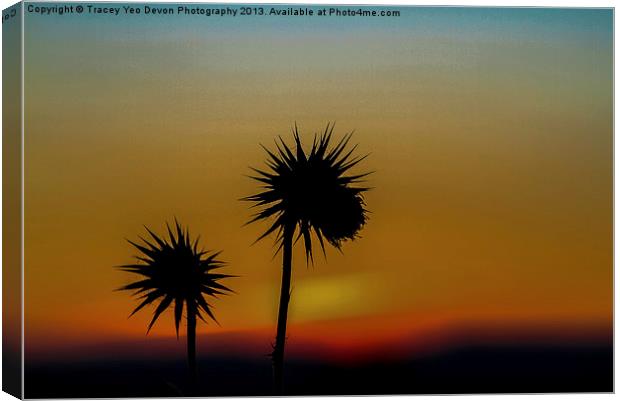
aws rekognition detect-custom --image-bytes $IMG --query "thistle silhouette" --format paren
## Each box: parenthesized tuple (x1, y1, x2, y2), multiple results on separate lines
(117, 221, 234, 387)
(243, 123, 370, 393)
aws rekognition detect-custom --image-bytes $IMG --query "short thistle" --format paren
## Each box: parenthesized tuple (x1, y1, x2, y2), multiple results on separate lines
(117, 220, 234, 382)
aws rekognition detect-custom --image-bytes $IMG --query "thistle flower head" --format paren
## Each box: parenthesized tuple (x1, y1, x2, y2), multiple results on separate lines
(117, 220, 234, 335)
(243, 123, 370, 261)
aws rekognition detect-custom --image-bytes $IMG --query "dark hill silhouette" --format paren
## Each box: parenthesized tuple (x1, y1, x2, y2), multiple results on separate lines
(25, 340, 612, 398)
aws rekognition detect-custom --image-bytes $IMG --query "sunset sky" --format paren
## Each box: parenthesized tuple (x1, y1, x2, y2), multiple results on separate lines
(22, 5, 612, 363)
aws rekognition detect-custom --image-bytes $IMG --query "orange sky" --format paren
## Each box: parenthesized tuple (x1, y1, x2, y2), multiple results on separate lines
(22, 7, 612, 360)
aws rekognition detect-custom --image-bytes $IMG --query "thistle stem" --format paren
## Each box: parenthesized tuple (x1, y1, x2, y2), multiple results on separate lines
(272, 223, 294, 394)
(187, 299, 197, 392)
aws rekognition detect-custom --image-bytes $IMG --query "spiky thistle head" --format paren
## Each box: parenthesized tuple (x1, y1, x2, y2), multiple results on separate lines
(117, 220, 234, 335)
(243, 123, 370, 261)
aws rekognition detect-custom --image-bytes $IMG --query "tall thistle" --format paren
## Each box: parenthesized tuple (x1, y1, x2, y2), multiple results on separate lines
(243, 123, 370, 393)
(117, 221, 234, 385)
